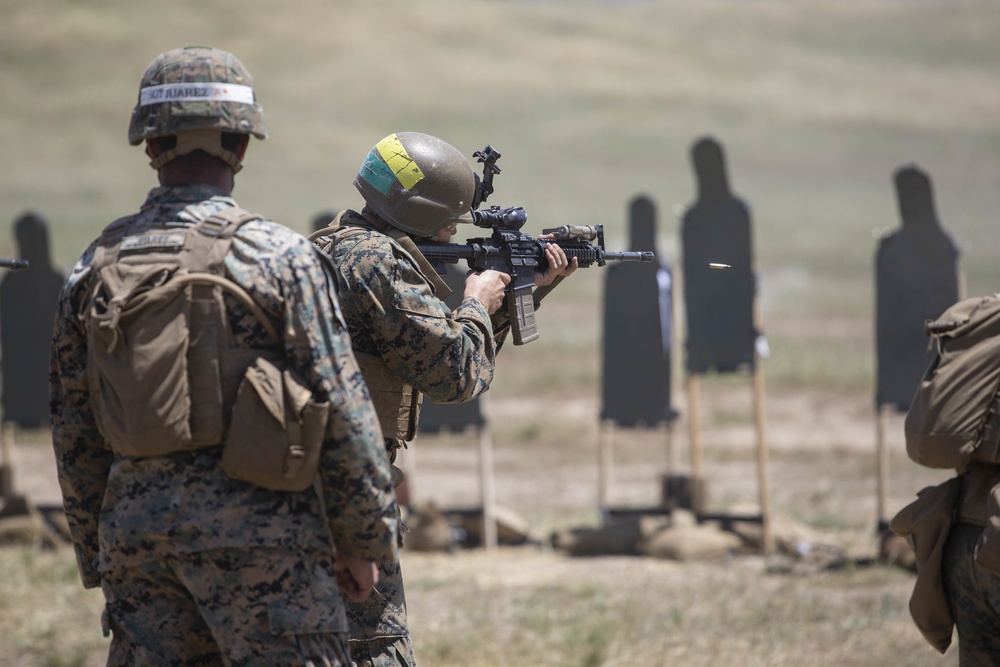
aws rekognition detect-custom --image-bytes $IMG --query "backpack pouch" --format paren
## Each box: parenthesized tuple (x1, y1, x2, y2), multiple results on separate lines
(890, 476, 961, 654)
(87, 267, 195, 456)
(222, 356, 329, 492)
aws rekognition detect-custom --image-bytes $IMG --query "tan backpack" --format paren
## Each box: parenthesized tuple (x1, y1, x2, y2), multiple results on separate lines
(905, 295, 1000, 470)
(85, 207, 327, 491)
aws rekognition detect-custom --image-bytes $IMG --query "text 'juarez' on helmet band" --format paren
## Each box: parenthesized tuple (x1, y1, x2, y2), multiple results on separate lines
(139, 82, 255, 106)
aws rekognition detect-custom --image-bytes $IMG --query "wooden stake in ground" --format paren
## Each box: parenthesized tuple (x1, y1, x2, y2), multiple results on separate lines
(752, 360, 774, 555)
(477, 394, 497, 551)
(875, 404, 890, 532)
(0, 422, 15, 499)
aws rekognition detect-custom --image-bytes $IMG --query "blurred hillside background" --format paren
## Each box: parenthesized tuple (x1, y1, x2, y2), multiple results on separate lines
(2, 1, 998, 664)
(3, 0, 1000, 398)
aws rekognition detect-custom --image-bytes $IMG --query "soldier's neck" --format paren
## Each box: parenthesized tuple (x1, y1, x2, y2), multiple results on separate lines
(158, 161, 235, 195)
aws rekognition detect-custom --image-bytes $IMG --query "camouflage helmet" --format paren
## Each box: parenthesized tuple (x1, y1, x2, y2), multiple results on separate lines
(128, 46, 266, 170)
(354, 132, 476, 237)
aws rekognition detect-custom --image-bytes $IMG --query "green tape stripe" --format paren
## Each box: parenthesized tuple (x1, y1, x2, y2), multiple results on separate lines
(358, 149, 396, 196)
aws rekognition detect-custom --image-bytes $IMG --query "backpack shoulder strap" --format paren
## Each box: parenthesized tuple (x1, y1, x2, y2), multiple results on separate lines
(184, 206, 281, 344)
(203, 205, 264, 230)
(388, 231, 451, 300)
(91, 214, 139, 272)
(186, 205, 263, 272)
(308, 210, 366, 251)
(307, 210, 349, 242)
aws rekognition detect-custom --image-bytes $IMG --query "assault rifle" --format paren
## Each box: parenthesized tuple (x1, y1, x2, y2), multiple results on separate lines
(416, 204, 653, 345)
(415, 145, 652, 345)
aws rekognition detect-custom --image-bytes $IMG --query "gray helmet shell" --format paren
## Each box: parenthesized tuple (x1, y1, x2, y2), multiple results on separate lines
(354, 132, 475, 237)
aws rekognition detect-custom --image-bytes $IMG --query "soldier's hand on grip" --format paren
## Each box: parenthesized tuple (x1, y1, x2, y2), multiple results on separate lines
(464, 269, 511, 314)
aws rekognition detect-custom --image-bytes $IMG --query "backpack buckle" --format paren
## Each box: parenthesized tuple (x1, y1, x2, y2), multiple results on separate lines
(199, 216, 227, 238)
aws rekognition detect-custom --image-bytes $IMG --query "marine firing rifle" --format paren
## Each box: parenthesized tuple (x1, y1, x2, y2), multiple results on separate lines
(416, 145, 652, 345)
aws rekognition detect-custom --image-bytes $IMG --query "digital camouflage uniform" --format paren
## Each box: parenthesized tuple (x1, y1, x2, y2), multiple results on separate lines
(317, 209, 501, 666)
(942, 522, 1000, 666)
(50, 186, 398, 667)
(941, 466, 1000, 665)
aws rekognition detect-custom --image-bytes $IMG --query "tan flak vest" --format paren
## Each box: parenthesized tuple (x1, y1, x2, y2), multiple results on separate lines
(85, 207, 280, 456)
(309, 216, 451, 442)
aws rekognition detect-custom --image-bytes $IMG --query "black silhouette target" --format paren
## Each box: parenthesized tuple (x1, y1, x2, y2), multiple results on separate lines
(680, 138, 757, 375)
(601, 195, 676, 428)
(875, 165, 960, 411)
(1, 212, 65, 428)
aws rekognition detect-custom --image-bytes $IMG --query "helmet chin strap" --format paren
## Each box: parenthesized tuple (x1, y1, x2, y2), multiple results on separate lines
(149, 129, 243, 173)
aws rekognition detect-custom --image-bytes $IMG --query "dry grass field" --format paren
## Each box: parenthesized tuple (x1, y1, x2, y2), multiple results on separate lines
(0, 395, 957, 666)
(3, 0, 1000, 665)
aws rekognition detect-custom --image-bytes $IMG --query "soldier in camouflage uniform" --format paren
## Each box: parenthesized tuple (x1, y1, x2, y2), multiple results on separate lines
(313, 131, 576, 666)
(49, 46, 397, 666)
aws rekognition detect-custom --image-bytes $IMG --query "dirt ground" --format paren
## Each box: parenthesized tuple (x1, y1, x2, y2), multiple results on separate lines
(9, 384, 946, 557)
(399, 384, 948, 546)
(3, 384, 955, 666)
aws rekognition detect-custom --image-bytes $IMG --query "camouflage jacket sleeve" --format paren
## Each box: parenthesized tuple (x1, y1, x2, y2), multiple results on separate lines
(49, 250, 114, 588)
(337, 231, 497, 405)
(229, 227, 398, 564)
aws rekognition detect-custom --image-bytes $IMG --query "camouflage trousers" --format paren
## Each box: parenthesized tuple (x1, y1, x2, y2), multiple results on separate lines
(943, 522, 1000, 666)
(346, 559, 415, 667)
(100, 546, 352, 667)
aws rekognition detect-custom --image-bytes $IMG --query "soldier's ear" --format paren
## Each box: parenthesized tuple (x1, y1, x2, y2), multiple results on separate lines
(145, 138, 162, 160)
(234, 135, 250, 161)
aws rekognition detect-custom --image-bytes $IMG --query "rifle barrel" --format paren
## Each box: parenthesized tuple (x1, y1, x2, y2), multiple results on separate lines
(0, 258, 29, 270)
(603, 251, 654, 262)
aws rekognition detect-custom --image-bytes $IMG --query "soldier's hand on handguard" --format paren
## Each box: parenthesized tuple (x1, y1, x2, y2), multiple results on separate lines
(534, 235, 579, 287)
(333, 555, 380, 603)
(464, 269, 511, 315)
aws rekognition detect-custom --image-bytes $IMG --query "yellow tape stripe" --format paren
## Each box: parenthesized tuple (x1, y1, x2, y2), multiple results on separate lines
(375, 134, 424, 190)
